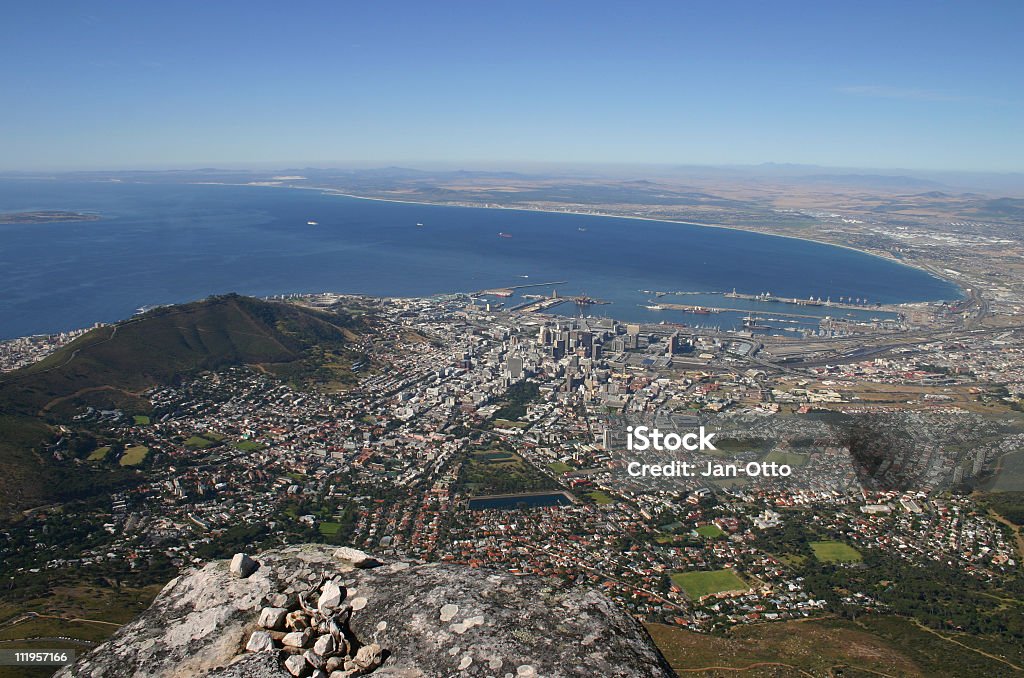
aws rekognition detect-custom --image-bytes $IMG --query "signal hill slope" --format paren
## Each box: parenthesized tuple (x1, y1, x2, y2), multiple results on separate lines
(0, 294, 362, 516)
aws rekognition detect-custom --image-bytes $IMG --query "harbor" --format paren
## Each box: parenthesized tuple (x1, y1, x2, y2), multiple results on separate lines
(472, 280, 904, 335)
(653, 302, 830, 321)
(474, 280, 568, 298)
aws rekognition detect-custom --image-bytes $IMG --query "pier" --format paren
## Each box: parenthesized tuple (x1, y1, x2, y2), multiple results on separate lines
(474, 280, 568, 297)
(655, 302, 827, 320)
(722, 290, 892, 312)
(512, 297, 570, 312)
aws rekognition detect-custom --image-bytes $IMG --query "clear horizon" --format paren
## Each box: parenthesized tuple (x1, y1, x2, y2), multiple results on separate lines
(8, 160, 1024, 178)
(2, 1, 1022, 173)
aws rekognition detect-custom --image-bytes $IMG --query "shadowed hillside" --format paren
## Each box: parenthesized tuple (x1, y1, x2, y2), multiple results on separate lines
(0, 294, 363, 517)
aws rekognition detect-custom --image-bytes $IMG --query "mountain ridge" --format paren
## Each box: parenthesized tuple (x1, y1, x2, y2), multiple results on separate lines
(0, 294, 364, 517)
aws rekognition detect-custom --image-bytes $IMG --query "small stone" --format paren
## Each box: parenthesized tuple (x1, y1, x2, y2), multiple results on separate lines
(325, 656, 345, 672)
(270, 592, 293, 608)
(333, 546, 379, 568)
(314, 634, 337, 657)
(230, 553, 258, 578)
(329, 671, 353, 678)
(287, 611, 311, 630)
(439, 604, 459, 622)
(245, 630, 276, 653)
(304, 649, 326, 670)
(285, 653, 311, 677)
(353, 643, 383, 672)
(311, 671, 327, 678)
(517, 666, 537, 678)
(458, 655, 473, 670)
(318, 581, 345, 611)
(453, 614, 485, 634)
(283, 628, 314, 648)
(375, 621, 387, 632)
(350, 596, 367, 611)
(258, 606, 288, 630)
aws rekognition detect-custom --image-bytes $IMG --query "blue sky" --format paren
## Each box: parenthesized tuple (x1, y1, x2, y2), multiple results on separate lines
(1, 1, 1021, 171)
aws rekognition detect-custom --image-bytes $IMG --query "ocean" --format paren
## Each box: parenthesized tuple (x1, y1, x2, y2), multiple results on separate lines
(0, 180, 961, 340)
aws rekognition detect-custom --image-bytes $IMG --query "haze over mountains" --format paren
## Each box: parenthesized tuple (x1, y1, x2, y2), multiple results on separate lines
(7, 163, 1022, 195)
(10, 164, 1019, 222)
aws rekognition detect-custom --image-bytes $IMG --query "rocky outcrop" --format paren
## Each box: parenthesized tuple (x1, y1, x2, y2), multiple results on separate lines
(56, 545, 674, 677)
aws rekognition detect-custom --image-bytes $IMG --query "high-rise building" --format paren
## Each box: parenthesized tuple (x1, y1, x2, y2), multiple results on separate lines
(507, 356, 524, 380)
(972, 451, 986, 476)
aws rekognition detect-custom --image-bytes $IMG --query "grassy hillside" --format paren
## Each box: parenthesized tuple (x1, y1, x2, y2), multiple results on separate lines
(0, 415, 56, 517)
(0, 294, 362, 516)
(0, 294, 358, 416)
(647, 614, 1023, 676)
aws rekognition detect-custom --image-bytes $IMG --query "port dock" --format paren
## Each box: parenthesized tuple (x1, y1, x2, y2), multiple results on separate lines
(654, 302, 828, 320)
(722, 290, 897, 313)
(474, 281, 568, 298)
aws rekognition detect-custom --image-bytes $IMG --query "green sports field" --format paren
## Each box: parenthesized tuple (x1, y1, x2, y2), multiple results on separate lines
(87, 446, 111, 461)
(763, 450, 808, 467)
(810, 540, 862, 563)
(318, 521, 342, 536)
(695, 524, 724, 538)
(672, 569, 748, 599)
(119, 445, 149, 466)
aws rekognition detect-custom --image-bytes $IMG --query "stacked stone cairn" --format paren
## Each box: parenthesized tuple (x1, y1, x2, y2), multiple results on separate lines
(237, 549, 384, 678)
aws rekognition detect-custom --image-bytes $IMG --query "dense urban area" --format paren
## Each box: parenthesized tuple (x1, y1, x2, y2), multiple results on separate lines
(2, 167, 1024, 676)
(2, 273, 1024, 674)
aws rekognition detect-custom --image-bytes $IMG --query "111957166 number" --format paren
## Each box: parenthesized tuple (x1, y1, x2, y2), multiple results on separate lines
(0, 649, 75, 665)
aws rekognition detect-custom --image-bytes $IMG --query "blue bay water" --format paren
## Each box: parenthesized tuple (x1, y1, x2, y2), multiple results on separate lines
(0, 180, 961, 340)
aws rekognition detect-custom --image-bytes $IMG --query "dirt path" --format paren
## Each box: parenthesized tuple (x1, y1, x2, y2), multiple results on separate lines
(672, 661, 816, 677)
(39, 385, 143, 414)
(910, 619, 1023, 672)
(35, 613, 121, 628)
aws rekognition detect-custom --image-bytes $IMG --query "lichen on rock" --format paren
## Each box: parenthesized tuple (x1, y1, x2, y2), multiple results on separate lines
(55, 544, 674, 677)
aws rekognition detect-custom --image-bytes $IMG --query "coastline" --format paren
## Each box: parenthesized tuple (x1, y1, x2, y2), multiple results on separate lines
(191, 180, 965, 300)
